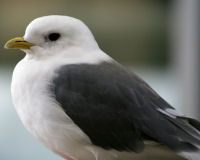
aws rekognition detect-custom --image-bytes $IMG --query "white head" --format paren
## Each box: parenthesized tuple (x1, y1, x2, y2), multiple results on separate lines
(5, 15, 99, 58)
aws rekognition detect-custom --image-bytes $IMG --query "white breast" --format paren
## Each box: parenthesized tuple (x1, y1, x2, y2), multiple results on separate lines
(11, 56, 96, 160)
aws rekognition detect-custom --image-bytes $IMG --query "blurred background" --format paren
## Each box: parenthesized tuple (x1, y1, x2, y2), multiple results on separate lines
(0, 0, 199, 160)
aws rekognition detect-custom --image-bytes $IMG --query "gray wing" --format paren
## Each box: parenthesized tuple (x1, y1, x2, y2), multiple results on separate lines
(51, 61, 200, 153)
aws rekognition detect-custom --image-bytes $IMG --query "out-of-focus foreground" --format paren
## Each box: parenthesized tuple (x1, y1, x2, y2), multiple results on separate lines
(0, 0, 199, 160)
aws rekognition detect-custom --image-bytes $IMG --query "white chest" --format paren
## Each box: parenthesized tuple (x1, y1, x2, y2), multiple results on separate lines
(11, 59, 59, 140)
(11, 58, 93, 159)
(11, 59, 54, 130)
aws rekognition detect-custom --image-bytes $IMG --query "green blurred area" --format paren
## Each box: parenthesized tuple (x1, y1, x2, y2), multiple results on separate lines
(0, 0, 170, 67)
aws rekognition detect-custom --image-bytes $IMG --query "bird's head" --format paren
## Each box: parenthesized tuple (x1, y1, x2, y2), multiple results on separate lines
(4, 15, 99, 58)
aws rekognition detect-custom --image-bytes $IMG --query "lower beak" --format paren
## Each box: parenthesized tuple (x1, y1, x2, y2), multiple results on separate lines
(4, 37, 35, 50)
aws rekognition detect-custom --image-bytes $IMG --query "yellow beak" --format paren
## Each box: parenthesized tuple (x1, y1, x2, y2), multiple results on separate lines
(4, 37, 35, 50)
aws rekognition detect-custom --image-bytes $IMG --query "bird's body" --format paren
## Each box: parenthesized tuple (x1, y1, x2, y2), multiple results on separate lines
(11, 50, 183, 160)
(5, 15, 200, 160)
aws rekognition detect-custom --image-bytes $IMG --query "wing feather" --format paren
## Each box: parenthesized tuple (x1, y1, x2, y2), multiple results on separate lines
(52, 61, 200, 154)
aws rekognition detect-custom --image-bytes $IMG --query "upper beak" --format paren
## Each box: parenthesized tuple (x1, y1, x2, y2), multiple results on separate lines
(4, 37, 35, 50)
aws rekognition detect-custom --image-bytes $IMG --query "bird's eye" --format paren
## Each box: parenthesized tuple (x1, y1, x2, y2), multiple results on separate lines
(48, 33, 61, 41)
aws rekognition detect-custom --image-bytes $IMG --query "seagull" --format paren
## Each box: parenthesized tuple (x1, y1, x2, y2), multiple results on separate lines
(4, 15, 200, 160)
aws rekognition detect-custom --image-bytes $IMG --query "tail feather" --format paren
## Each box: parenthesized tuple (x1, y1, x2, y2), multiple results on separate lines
(157, 110, 200, 160)
(175, 116, 200, 160)
(179, 116, 200, 132)
(168, 116, 200, 146)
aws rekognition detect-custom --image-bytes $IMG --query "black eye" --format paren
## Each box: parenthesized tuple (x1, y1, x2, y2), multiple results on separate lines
(48, 33, 60, 41)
